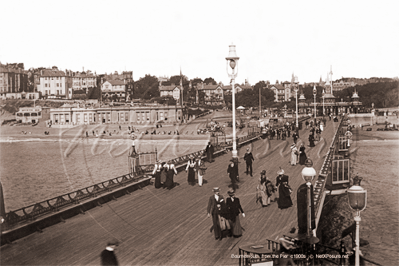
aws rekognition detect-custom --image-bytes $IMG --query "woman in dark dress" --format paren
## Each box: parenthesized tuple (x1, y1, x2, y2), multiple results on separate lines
(275, 169, 293, 209)
(299, 144, 307, 165)
(160, 162, 168, 188)
(152, 160, 163, 189)
(186, 155, 196, 185)
(165, 160, 177, 189)
(308, 133, 315, 147)
(226, 190, 245, 237)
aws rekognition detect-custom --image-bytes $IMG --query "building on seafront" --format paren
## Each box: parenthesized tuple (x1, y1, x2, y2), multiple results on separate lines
(0, 63, 31, 99)
(49, 104, 184, 125)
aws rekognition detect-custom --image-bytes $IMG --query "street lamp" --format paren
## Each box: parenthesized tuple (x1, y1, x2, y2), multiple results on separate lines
(348, 181, 367, 266)
(313, 85, 317, 120)
(294, 76, 299, 129)
(226, 44, 239, 159)
(301, 159, 319, 245)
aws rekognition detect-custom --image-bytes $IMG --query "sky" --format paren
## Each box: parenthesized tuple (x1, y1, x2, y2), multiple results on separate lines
(1, 0, 398, 85)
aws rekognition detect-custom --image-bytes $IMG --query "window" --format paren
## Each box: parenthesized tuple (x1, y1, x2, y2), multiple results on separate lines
(57, 90, 59, 95)
(57, 83, 59, 87)
(76, 114, 80, 123)
(45, 84, 48, 87)
(125, 112, 129, 122)
(146, 111, 150, 121)
(84, 113, 88, 122)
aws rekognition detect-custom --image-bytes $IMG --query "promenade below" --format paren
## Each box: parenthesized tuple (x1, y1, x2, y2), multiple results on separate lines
(1, 119, 339, 265)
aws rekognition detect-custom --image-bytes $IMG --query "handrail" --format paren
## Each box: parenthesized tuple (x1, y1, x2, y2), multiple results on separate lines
(2, 173, 144, 231)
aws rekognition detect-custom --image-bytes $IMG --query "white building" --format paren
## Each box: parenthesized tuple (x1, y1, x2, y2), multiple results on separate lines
(37, 68, 68, 98)
(101, 80, 126, 101)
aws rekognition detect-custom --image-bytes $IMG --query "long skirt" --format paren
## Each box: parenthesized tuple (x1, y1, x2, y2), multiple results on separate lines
(154, 172, 162, 188)
(187, 167, 196, 184)
(230, 215, 242, 237)
(160, 171, 167, 184)
(165, 171, 175, 189)
(278, 186, 293, 209)
(299, 152, 307, 165)
(259, 190, 270, 206)
(290, 151, 297, 165)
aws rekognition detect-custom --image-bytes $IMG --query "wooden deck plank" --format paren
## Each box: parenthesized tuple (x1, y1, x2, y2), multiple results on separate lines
(1, 120, 338, 266)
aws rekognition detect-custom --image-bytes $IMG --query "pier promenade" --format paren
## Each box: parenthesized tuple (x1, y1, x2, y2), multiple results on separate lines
(1, 119, 339, 265)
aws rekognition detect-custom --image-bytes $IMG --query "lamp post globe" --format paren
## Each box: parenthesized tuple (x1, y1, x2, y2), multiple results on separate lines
(226, 44, 239, 159)
(348, 183, 367, 266)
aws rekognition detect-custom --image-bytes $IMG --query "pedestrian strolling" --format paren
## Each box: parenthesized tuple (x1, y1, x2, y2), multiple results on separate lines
(227, 159, 239, 191)
(205, 142, 214, 163)
(152, 160, 163, 189)
(195, 155, 206, 187)
(276, 168, 293, 209)
(186, 155, 196, 186)
(100, 240, 119, 266)
(290, 144, 298, 166)
(243, 148, 254, 177)
(207, 187, 227, 240)
(256, 170, 275, 207)
(165, 160, 177, 189)
(226, 190, 245, 238)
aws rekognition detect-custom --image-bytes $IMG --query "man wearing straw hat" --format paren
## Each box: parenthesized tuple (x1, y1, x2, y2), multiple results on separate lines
(207, 187, 225, 240)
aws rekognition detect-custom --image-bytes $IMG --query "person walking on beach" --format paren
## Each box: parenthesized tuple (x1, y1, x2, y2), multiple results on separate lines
(207, 187, 225, 240)
(195, 155, 206, 187)
(165, 160, 177, 189)
(205, 142, 214, 163)
(227, 159, 239, 191)
(100, 240, 119, 266)
(186, 155, 196, 185)
(275, 168, 293, 209)
(243, 148, 254, 177)
(226, 190, 245, 238)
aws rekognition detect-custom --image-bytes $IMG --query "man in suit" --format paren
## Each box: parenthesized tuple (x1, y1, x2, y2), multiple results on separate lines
(207, 187, 224, 240)
(205, 141, 215, 162)
(243, 148, 254, 177)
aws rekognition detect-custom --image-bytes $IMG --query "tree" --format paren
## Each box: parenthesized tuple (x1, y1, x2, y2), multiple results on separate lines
(133, 75, 159, 99)
(204, 77, 217, 85)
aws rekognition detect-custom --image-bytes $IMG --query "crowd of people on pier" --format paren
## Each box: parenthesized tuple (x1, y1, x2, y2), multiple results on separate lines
(147, 116, 329, 243)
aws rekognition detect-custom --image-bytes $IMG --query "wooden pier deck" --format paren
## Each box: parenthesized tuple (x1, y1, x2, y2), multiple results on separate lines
(1, 119, 339, 266)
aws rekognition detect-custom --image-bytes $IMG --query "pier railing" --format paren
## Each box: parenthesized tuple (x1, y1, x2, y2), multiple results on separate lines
(1, 129, 263, 235)
(1, 173, 147, 233)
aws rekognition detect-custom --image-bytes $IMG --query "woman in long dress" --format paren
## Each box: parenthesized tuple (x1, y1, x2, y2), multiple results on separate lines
(226, 190, 245, 238)
(160, 162, 168, 187)
(299, 144, 307, 165)
(257, 170, 275, 207)
(152, 160, 163, 189)
(309, 133, 315, 147)
(165, 160, 177, 189)
(186, 155, 196, 186)
(275, 169, 293, 209)
(290, 144, 298, 166)
(195, 155, 206, 187)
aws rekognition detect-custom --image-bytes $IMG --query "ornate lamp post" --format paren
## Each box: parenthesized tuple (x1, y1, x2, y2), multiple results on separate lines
(347, 180, 367, 266)
(226, 44, 239, 159)
(294, 76, 299, 129)
(301, 159, 319, 245)
(313, 85, 317, 119)
(322, 88, 325, 116)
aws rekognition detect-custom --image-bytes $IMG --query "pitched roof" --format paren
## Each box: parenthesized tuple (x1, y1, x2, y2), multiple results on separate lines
(197, 84, 221, 91)
(108, 80, 125, 86)
(270, 84, 285, 90)
(160, 85, 179, 91)
(41, 69, 66, 77)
